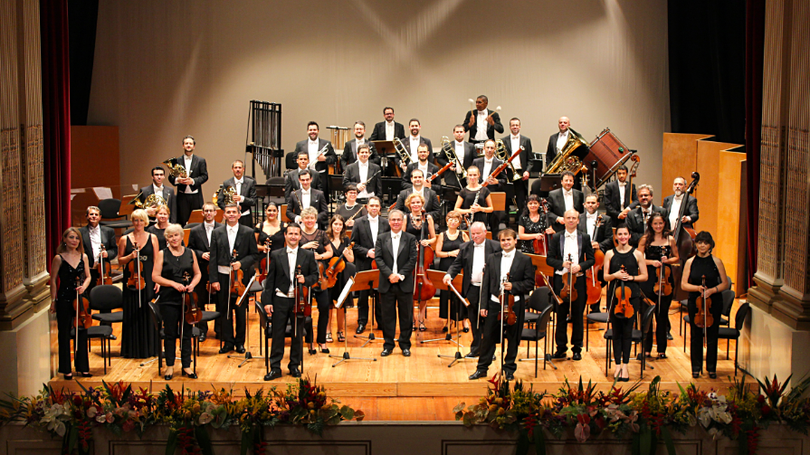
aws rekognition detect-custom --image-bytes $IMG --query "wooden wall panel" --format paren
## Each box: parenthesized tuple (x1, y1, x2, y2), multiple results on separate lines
(695, 141, 741, 239)
(716, 151, 747, 292)
(661, 133, 712, 204)
(70, 126, 120, 189)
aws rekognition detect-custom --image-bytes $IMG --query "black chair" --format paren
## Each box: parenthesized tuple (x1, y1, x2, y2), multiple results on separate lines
(97, 198, 132, 229)
(70, 325, 113, 375)
(148, 300, 199, 377)
(585, 311, 609, 352)
(90, 285, 123, 326)
(604, 303, 656, 378)
(255, 300, 311, 378)
(518, 288, 554, 377)
(683, 289, 735, 352)
(717, 301, 750, 377)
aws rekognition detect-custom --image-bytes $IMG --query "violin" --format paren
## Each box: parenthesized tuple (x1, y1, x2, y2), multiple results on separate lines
(182, 271, 203, 324)
(613, 265, 635, 319)
(499, 273, 517, 326)
(586, 215, 605, 306)
(694, 275, 713, 329)
(560, 253, 578, 303)
(654, 263, 673, 297)
(257, 238, 271, 282)
(532, 199, 551, 256)
(126, 241, 146, 290)
(325, 241, 354, 288)
(292, 264, 311, 316)
(229, 249, 246, 296)
(72, 276, 93, 329)
(414, 241, 436, 303)
(96, 244, 113, 285)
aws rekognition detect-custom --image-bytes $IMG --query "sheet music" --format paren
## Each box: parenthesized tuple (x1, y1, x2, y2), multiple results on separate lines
(335, 277, 355, 309)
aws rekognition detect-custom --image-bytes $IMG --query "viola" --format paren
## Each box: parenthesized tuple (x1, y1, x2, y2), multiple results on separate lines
(96, 244, 113, 286)
(325, 241, 354, 288)
(499, 273, 517, 326)
(229, 249, 246, 297)
(654, 263, 673, 297)
(72, 276, 93, 329)
(414, 242, 436, 303)
(292, 264, 311, 316)
(613, 265, 635, 319)
(126, 241, 146, 290)
(586, 215, 606, 306)
(257, 238, 271, 282)
(182, 271, 203, 324)
(560, 253, 578, 303)
(694, 274, 713, 328)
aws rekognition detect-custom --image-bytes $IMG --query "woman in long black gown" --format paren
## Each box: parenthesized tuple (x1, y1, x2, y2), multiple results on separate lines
(435, 211, 469, 332)
(638, 213, 679, 359)
(403, 193, 436, 332)
(325, 214, 355, 343)
(454, 166, 493, 228)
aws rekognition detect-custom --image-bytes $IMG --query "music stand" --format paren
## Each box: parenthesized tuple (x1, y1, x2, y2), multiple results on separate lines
(422, 269, 463, 345)
(329, 174, 346, 217)
(352, 270, 381, 347)
(427, 270, 474, 368)
(330, 277, 377, 367)
(228, 274, 257, 367)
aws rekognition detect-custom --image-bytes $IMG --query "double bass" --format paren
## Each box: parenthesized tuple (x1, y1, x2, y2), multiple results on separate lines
(672, 172, 700, 301)
(414, 241, 436, 303)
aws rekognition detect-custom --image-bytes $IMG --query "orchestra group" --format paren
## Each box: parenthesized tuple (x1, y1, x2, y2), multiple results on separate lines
(51, 97, 730, 383)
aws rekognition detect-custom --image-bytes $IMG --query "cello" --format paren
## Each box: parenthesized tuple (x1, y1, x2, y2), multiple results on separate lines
(671, 172, 700, 301)
(586, 215, 606, 306)
(413, 212, 436, 303)
(96, 244, 113, 286)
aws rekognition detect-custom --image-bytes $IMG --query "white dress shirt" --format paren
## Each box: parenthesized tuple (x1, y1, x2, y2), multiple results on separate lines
(585, 212, 598, 239)
(385, 121, 395, 141)
(669, 195, 684, 227)
(152, 184, 164, 198)
(492, 250, 520, 303)
(217, 223, 240, 274)
(618, 182, 627, 209)
(409, 136, 421, 162)
(277, 246, 299, 297)
(556, 131, 569, 152)
(454, 140, 466, 164)
(482, 158, 494, 181)
(563, 189, 574, 211)
(234, 178, 249, 216)
(391, 231, 404, 279)
(88, 225, 102, 261)
(556, 230, 579, 275)
(510, 135, 522, 169)
(183, 155, 196, 194)
(204, 221, 215, 245)
(471, 242, 486, 285)
(307, 139, 321, 167)
(475, 110, 488, 141)
(368, 215, 379, 244)
(358, 162, 371, 198)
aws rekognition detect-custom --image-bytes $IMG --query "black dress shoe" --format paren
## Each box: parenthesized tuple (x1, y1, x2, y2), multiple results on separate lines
(692, 371, 700, 378)
(63, 373, 73, 380)
(572, 352, 582, 361)
(308, 348, 317, 355)
(551, 351, 567, 359)
(380, 349, 392, 357)
(708, 372, 717, 379)
(198, 334, 206, 343)
(264, 369, 282, 381)
(356, 323, 366, 334)
(235, 345, 246, 354)
(80, 372, 93, 378)
(465, 352, 479, 358)
(164, 372, 173, 380)
(219, 345, 234, 354)
(667, 331, 674, 341)
(402, 349, 411, 357)
(504, 371, 515, 381)
(320, 347, 330, 354)
(469, 370, 487, 380)
(182, 369, 197, 379)
(290, 367, 302, 378)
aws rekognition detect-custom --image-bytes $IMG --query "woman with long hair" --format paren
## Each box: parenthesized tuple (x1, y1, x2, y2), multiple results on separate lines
(435, 211, 469, 332)
(299, 207, 334, 353)
(404, 193, 436, 332)
(325, 214, 355, 343)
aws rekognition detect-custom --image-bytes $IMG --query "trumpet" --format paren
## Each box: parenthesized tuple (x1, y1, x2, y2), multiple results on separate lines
(495, 140, 522, 182)
(441, 136, 467, 182)
(307, 144, 330, 170)
(163, 158, 187, 179)
(393, 137, 412, 167)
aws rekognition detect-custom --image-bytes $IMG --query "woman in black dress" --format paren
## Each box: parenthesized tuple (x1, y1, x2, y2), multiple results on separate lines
(404, 193, 436, 332)
(603, 224, 647, 382)
(335, 184, 366, 230)
(454, 166, 493, 227)
(435, 211, 469, 332)
(518, 195, 548, 254)
(682, 231, 729, 379)
(300, 207, 334, 353)
(152, 224, 201, 379)
(325, 214, 355, 343)
(117, 209, 160, 358)
(638, 213, 679, 359)
(147, 205, 175, 250)
(255, 203, 285, 277)
(49, 227, 92, 379)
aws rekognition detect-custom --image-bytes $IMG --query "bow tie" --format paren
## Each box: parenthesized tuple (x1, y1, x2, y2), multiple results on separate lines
(619, 182, 626, 187)
(391, 233, 400, 240)
(229, 226, 238, 233)
(563, 190, 573, 196)
(474, 242, 485, 249)
(287, 248, 297, 255)
(586, 213, 597, 219)
(235, 179, 244, 185)
(502, 252, 513, 259)
(302, 190, 310, 195)
(565, 232, 577, 239)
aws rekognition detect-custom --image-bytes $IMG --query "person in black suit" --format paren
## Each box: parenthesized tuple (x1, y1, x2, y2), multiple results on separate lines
(402, 143, 442, 193)
(398, 119, 434, 168)
(349, 197, 389, 333)
(290, 121, 336, 176)
(472, 140, 508, 232)
(342, 144, 382, 202)
(187, 202, 221, 342)
(138, 167, 177, 223)
(663, 176, 699, 230)
(501, 118, 533, 217)
(209, 204, 258, 354)
(544, 171, 585, 233)
(463, 95, 504, 146)
(218, 160, 258, 227)
(368, 106, 406, 142)
(285, 152, 323, 199)
(285, 170, 328, 229)
(626, 184, 665, 246)
(393, 169, 441, 221)
(341, 121, 380, 168)
(547, 209, 595, 361)
(374, 209, 418, 357)
(578, 195, 614, 313)
(603, 166, 638, 225)
(168, 135, 208, 227)
(468, 229, 534, 381)
(79, 206, 118, 297)
(436, 125, 477, 189)
(546, 116, 570, 168)
(443, 221, 501, 358)
(262, 223, 319, 381)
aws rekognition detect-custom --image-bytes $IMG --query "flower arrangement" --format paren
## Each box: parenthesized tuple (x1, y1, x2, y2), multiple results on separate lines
(0, 376, 363, 455)
(455, 373, 810, 455)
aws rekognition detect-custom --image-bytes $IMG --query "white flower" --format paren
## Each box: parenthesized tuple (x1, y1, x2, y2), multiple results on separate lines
(199, 412, 213, 425)
(86, 406, 98, 418)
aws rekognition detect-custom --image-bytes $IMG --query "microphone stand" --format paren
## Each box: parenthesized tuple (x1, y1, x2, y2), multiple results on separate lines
(436, 280, 470, 367)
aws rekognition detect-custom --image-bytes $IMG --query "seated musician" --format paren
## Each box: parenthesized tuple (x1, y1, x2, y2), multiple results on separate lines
(436, 125, 476, 189)
(543, 171, 584, 233)
(463, 95, 504, 146)
(342, 144, 382, 203)
(578, 194, 614, 313)
(603, 165, 637, 226)
(138, 166, 177, 223)
(402, 193, 437, 332)
(335, 184, 366, 229)
(341, 121, 380, 168)
(217, 160, 257, 227)
(285, 169, 328, 229)
(664, 176, 699, 231)
(471, 140, 507, 232)
(285, 151, 323, 199)
(626, 184, 665, 246)
(517, 195, 548, 254)
(468, 229, 534, 381)
(402, 143, 442, 193)
(262, 223, 319, 381)
(393, 168, 441, 221)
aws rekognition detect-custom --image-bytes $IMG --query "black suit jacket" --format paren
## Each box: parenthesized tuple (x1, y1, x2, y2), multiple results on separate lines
(546, 229, 596, 272)
(187, 221, 221, 279)
(398, 136, 435, 165)
(218, 176, 258, 225)
(546, 188, 585, 232)
(603, 181, 637, 221)
(284, 168, 322, 199)
(463, 110, 504, 141)
(138, 185, 178, 223)
(350, 216, 390, 270)
(446, 239, 501, 296)
(393, 187, 441, 222)
(341, 139, 380, 168)
(546, 133, 561, 167)
(369, 121, 405, 142)
(662, 195, 699, 229)
(500, 134, 533, 172)
(626, 205, 666, 246)
(436, 140, 477, 188)
(168, 155, 208, 204)
(285, 189, 328, 224)
(208, 223, 258, 285)
(480, 251, 535, 311)
(261, 247, 319, 304)
(402, 162, 441, 193)
(291, 138, 336, 174)
(472, 157, 507, 192)
(79, 225, 118, 268)
(342, 162, 382, 197)
(374, 231, 418, 294)
(578, 213, 614, 252)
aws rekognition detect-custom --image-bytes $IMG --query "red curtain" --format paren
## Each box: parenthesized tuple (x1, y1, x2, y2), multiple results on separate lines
(745, 0, 765, 289)
(40, 0, 72, 263)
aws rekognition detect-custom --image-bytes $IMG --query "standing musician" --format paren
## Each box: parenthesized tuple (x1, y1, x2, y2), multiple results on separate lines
(403, 193, 437, 332)
(544, 171, 585, 233)
(325, 215, 355, 344)
(468, 229, 534, 381)
(79, 206, 118, 295)
(375, 210, 418, 357)
(472, 140, 507, 232)
(436, 211, 470, 333)
(255, 202, 286, 255)
(402, 143, 442, 193)
(218, 160, 257, 227)
(443, 221, 500, 358)
(603, 224, 647, 382)
(151, 224, 202, 380)
(399, 118, 435, 167)
(286, 169, 328, 229)
(336, 184, 366, 229)
(289, 121, 336, 173)
(547, 209, 595, 361)
(463, 95, 504, 145)
(209, 204, 258, 355)
(168, 135, 208, 227)
(349, 196, 389, 334)
(437, 124, 477, 188)
(138, 167, 177, 222)
(682, 231, 729, 379)
(664, 176, 700, 231)
(49, 227, 92, 379)
(603, 165, 637, 226)
(546, 116, 571, 167)
(393, 169, 441, 221)
(146, 205, 175, 250)
(638, 213, 679, 359)
(518, 195, 548, 254)
(501, 117, 533, 217)
(368, 106, 406, 142)
(262, 223, 319, 381)
(188, 202, 221, 342)
(578, 195, 615, 313)
(626, 184, 665, 246)
(343, 144, 382, 202)
(285, 151, 323, 198)
(342, 121, 380, 167)
(454, 166, 494, 227)
(299, 207, 335, 354)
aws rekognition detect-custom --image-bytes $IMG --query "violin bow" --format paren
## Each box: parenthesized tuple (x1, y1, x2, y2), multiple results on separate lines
(135, 241, 142, 309)
(75, 276, 81, 356)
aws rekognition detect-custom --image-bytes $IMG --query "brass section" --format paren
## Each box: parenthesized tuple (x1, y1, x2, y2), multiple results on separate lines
(544, 127, 588, 175)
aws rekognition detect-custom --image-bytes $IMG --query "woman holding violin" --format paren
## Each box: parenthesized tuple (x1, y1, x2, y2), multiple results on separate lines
(49, 227, 93, 379)
(518, 195, 548, 254)
(325, 214, 355, 343)
(404, 193, 436, 332)
(147, 205, 177, 250)
(117, 209, 160, 358)
(454, 166, 494, 227)
(436, 210, 469, 332)
(152, 224, 202, 380)
(299, 207, 334, 353)
(604, 224, 647, 382)
(638, 213, 679, 359)
(681, 231, 729, 379)
(255, 202, 286, 254)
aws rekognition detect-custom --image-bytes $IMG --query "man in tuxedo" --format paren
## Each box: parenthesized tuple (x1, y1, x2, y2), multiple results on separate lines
(463, 95, 504, 146)
(285, 152, 323, 199)
(285, 170, 328, 228)
(444, 222, 501, 358)
(544, 171, 584, 233)
(468, 229, 534, 381)
(369, 106, 405, 142)
(138, 167, 177, 223)
(437, 124, 476, 189)
(546, 116, 570, 167)
(578, 195, 614, 313)
(626, 184, 665, 246)
(342, 144, 382, 202)
(187, 202, 221, 342)
(290, 121, 336, 174)
(80, 206, 118, 327)
(349, 197, 389, 333)
(402, 143, 441, 193)
(262, 223, 319, 380)
(209, 204, 258, 354)
(472, 139, 507, 232)
(374, 210, 418, 357)
(217, 160, 257, 227)
(663, 176, 699, 231)
(398, 118, 434, 168)
(547, 210, 595, 361)
(168, 135, 208, 227)
(341, 121, 379, 168)
(393, 169, 441, 221)
(502, 118, 533, 216)
(603, 166, 637, 226)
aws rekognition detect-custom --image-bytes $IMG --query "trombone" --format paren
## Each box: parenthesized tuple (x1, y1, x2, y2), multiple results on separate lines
(393, 138, 412, 167)
(441, 136, 467, 182)
(495, 140, 522, 182)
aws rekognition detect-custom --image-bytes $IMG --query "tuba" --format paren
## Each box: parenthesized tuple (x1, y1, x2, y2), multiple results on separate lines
(495, 140, 522, 182)
(545, 127, 589, 175)
(393, 137, 412, 167)
(163, 158, 188, 179)
(441, 136, 467, 182)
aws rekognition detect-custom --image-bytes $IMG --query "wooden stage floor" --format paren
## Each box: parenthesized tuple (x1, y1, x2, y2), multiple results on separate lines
(49, 295, 744, 421)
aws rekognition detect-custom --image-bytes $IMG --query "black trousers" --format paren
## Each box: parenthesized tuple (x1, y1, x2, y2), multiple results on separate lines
(313, 288, 331, 344)
(176, 192, 202, 227)
(554, 274, 587, 354)
(159, 303, 192, 368)
(56, 300, 89, 374)
(380, 284, 413, 351)
(269, 296, 305, 370)
(688, 298, 722, 373)
(476, 296, 525, 374)
(357, 287, 382, 327)
(194, 265, 214, 335)
(513, 178, 529, 221)
(610, 309, 635, 364)
(216, 272, 247, 347)
(642, 266, 673, 354)
(466, 285, 485, 356)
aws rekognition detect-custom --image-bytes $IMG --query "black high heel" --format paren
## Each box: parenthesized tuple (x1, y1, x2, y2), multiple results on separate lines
(164, 370, 173, 380)
(182, 369, 197, 379)
(80, 372, 93, 378)
(63, 373, 73, 380)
